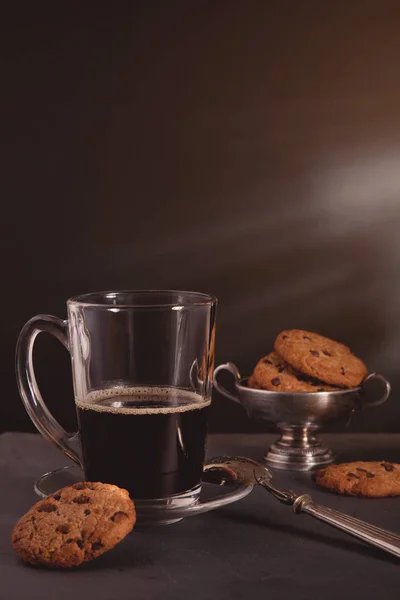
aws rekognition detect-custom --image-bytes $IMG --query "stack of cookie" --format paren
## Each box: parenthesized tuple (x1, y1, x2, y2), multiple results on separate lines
(248, 329, 368, 392)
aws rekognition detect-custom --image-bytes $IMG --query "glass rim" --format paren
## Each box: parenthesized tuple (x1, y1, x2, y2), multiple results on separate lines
(67, 289, 217, 309)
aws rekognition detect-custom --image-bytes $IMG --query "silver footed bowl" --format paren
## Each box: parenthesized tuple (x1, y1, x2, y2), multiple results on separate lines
(213, 363, 391, 472)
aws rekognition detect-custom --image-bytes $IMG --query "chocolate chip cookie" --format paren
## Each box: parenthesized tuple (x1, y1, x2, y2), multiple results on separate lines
(248, 352, 339, 392)
(274, 330, 368, 388)
(315, 461, 400, 497)
(11, 482, 136, 568)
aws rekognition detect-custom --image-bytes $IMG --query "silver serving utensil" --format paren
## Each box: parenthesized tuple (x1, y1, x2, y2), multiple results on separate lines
(205, 456, 400, 559)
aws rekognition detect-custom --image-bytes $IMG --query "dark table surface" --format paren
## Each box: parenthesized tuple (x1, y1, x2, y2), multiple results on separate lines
(1, 432, 400, 600)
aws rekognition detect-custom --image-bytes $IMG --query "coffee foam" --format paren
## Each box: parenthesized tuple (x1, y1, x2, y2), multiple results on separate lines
(75, 386, 211, 415)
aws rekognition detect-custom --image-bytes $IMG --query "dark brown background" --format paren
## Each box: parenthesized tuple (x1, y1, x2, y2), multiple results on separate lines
(2, 1, 400, 434)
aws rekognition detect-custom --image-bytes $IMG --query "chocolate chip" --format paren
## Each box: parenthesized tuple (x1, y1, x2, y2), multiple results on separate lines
(341, 367, 346, 375)
(356, 468, 375, 478)
(347, 472, 361, 479)
(111, 511, 128, 523)
(264, 359, 273, 364)
(73, 482, 95, 490)
(316, 388, 325, 392)
(278, 367, 284, 373)
(322, 349, 332, 357)
(66, 538, 73, 544)
(310, 350, 319, 357)
(73, 483, 87, 490)
(282, 335, 288, 339)
(303, 336, 312, 341)
(37, 503, 57, 513)
(73, 495, 91, 504)
(91, 541, 104, 551)
(56, 524, 71, 534)
(381, 462, 394, 472)
(52, 494, 61, 501)
(76, 539, 84, 549)
(271, 377, 281, 386)
(84, 509, 91, 516)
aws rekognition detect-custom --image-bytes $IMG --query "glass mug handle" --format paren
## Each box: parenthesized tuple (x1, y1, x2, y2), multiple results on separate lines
(15, 314, 82, 467)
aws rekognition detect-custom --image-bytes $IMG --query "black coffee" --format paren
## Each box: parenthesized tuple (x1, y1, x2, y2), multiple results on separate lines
(76, 387, 209, 499)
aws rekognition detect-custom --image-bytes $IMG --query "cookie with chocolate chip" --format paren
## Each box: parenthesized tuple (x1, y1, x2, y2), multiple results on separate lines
(11, 482, 136, 568)
(315, 461, 400, 497)
(248, 352, 339, 392)
(274, 330, 368, 388)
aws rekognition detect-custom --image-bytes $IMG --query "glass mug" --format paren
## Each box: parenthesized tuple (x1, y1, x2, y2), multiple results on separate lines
(16, 290, 217, 522)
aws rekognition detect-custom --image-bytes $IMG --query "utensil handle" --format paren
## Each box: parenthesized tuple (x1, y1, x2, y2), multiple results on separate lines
(293, 494, 400, 558)
(360, 372, 391, 408)
(213, 363, 242, 404)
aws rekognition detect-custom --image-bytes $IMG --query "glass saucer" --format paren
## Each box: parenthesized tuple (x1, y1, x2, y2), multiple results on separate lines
(34, 463, 253, 525)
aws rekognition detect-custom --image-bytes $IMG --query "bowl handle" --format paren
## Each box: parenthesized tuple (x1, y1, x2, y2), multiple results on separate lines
(359, 372, 391, 408)
(213, 363, 242, 405)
